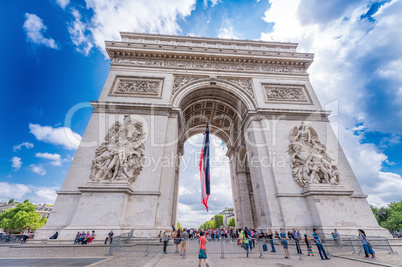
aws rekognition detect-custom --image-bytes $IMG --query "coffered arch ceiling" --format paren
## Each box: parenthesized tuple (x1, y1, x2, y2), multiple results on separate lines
(178, 86, 247, 149)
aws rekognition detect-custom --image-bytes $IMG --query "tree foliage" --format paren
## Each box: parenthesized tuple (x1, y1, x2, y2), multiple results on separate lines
(8, 199, 14, 204)
(371, 201, 402, 232)
(228, 218, 235, 227)
(0, 202, 47, 232)
(213, 215, 224, 229)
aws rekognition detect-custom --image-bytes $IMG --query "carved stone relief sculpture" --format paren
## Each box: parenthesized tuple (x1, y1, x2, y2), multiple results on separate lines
(89, 115, 146, 184)
(287, 122, 340, 186)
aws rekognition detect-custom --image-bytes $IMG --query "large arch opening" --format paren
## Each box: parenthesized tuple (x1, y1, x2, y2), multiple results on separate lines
(173, 83, 258, 229)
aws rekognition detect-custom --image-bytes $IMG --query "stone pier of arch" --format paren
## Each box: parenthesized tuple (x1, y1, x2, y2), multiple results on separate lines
(34, 33, 389, 242)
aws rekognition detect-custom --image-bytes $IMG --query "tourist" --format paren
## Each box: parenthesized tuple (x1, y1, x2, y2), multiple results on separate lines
(304, 235, 314, 256)
(292, 228, 302, 254)
(334, 229, 342, 245)
(312, 229, 330, 260)
(181, 228, 189, 256)
(77, 232, 85, 244)
(331, 232, 339, 246)
(238, 227, 254, 257)
(88, 230, 96, 244)
(189, 228, 193, 239)
(267, 229, 276, 252)
(279, 228, 290, 259)
(250, 229, 255, 249)
(275, 231, 279, 239)
(82, 231, 90, 244)
(104, 230, 114, 245)
(74, 232, 81, 244)
(158, 231, 162, 243)
(49, 231, 59, 239)
(258, 230, 265, 239)
(174, 229, 181, 254)
(198, 231, 209, 266)
(163, 229, 170, 254)
(358, 229, 376, 259)
(21, 229, 30, 244)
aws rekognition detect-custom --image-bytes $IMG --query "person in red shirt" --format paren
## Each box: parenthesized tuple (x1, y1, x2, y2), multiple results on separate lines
(198, 231, 209, 267)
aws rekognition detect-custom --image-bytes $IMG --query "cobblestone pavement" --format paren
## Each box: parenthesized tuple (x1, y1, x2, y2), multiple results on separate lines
(1, 244, 401, 267)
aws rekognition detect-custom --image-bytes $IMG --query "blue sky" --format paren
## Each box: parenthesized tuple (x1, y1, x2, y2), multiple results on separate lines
(0, 0, 401, 227)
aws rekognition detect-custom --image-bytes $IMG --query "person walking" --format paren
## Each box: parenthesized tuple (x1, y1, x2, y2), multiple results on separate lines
(181, 228, 189, 256)
(174, 229, 181, 254)
(198, 231, 209, 267)
(238, 227, 254, 257)
(358, 229, 376, 259)
(292, 228, 302, 255)
(304, 235, 314, 256)
(267, 229, 276, 252)
(312, 229, 330, 260)
(334, 229, 342, 245)
(21, 229, 29, 244)
(279, 228, 290, 259)
(163, 229, 170, 254)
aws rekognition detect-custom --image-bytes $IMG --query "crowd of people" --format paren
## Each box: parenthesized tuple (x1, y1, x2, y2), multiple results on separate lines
(73, 230, 97, 244)
(158, 227, 377, 262)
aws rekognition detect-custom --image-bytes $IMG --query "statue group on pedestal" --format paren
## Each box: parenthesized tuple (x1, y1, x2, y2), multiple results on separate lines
(89, 115, 145, 184)
(288, 123, 340, 187)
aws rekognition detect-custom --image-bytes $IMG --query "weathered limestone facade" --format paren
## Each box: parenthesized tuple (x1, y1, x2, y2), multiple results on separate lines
(34, 33, 388, 241)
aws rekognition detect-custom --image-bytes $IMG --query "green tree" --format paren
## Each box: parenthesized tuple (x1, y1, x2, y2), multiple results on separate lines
(371, 201, 402, 232)
(213, 215, 224, 229)
(0, 202, 47, 232)
(228, 218, 235, 227)
(23, 199, 29, 203)
(8, 199, 14, 204)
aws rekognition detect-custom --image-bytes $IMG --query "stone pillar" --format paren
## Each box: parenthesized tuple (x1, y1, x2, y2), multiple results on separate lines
(245, 119, 284, 229)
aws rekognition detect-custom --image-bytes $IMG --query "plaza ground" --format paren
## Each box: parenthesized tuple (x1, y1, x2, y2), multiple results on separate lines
(0, 242, 401, 267)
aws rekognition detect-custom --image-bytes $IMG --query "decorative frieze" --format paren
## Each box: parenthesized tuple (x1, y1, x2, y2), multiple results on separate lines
(172, 75, 206, 95)
(288, 123, 340, 187)
(89, 115, 146, 185)
(263, 84, 310, 103)
(112, 57, 306, 74)
(224, 78, 254, 96)
(110, 76, 163, 98)
(172, 75, 254, 98)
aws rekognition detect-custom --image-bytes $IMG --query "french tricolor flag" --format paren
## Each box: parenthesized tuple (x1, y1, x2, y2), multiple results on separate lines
(199, 122, 210, 212)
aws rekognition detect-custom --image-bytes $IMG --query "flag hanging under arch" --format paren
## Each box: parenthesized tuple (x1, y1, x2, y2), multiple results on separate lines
(199, 122, 210, 212)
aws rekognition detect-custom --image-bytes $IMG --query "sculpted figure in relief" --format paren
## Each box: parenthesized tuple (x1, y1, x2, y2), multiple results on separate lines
(89, 115, 145, 184)
(288, 122, 340, 186)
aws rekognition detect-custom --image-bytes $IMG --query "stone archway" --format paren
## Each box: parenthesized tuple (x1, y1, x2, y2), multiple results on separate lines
(33, 32, 389, 241)
(173, 81, 258, 228)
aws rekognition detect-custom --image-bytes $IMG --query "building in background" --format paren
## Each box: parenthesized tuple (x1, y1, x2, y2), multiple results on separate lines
(219, 207, 235, 227)
(0, 201, 53, 218)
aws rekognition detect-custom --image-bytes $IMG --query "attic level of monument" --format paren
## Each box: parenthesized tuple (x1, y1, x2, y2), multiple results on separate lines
(106, 33, 313, 74)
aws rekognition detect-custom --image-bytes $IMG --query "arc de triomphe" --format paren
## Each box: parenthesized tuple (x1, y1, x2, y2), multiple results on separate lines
(35, 33, 387, 240)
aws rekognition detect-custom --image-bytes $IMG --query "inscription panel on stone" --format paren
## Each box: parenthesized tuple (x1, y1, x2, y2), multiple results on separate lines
(263, 84, 311, 104)
(110, 76, 164, 98)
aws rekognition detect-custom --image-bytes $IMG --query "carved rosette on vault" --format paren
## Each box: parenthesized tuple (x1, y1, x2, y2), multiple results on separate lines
(288, 122, 340, 187)
(89, 115, 145, 184)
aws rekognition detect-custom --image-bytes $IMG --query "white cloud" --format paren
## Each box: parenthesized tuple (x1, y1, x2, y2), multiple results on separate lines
(67, 0, 196, 57)
(203, 0, 221, 8)
(23, 13, 58, 49)
(30, 164, 47, 176)
(0, 182, 31, 200)
(366, 172, 402, 207)
(260, 0, 402, 206)
(0, 183, 58, 204)
(56, 0, 70, 9)
(35, 152, 63, 166)
(11, 156, 22, 171)
(218, 18, 239, 39)
(29, 123, 82, 150)
(35, 189, 58, 203)
(68, 8, 93, 55)
(13, 142, 34, 152)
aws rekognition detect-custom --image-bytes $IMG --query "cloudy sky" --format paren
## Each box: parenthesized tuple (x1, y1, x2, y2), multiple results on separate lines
(1, 0, 401, 227)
